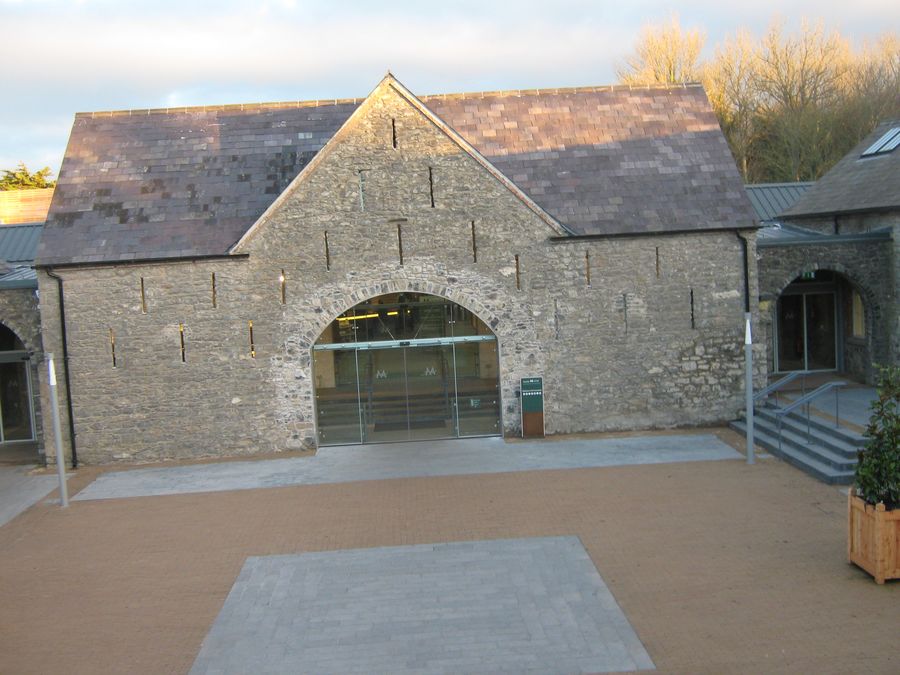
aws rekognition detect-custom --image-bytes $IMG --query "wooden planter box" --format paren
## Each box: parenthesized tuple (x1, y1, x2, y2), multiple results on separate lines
(848, 488, 900, 584)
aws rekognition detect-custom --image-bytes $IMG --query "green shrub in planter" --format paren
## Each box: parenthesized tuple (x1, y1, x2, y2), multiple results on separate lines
(855, 365, 900, 509)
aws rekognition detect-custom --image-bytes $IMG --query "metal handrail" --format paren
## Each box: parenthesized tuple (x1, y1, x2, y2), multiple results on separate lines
(753, 370, 809, 405)
(772, 381, 847, 450)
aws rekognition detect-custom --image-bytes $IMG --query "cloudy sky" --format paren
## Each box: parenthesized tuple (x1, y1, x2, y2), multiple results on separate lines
(2, 0, 898, 175)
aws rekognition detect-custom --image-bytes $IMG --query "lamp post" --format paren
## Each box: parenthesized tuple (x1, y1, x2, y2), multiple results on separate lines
(47, 353, 69, 507)
(745, 313, 755, 465)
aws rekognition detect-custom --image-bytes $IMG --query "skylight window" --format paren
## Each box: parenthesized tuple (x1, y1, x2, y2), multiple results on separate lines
(861, 127, 900, 157)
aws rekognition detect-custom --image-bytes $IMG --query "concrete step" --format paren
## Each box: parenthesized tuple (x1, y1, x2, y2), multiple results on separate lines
(753, 409, 863, 459)
(730, 419, 855, 485)
(757, 402, 866, 446)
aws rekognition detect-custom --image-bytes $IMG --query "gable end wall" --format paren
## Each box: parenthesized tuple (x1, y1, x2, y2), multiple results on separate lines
(37, 85, 759, 463)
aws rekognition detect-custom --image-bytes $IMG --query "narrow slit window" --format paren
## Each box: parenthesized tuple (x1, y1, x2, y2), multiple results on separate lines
(690, 288, 696, 329)
(585, 250, 592, 287)
(471, 220, 477, 263)
(391, 118, 398, 149)
(397, 223, 404, 266)
(279, 269, 286, 304)
(139, 277, 147, 314)
(428, 167, 435, 208)
(623, 293, 629, 334)
(211, 272, 217, 308)
(249, 320, 256, 358)
(179, 323, 186, 362)
(655, 247, 660, 278)
(324, 231, 331, 271)
(358, 170, 366, 211)
(109, 328, 117, 368)
(515, 255, 521, 290)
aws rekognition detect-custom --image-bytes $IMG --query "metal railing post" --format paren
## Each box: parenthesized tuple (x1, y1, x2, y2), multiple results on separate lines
(835, 388, 841, 429)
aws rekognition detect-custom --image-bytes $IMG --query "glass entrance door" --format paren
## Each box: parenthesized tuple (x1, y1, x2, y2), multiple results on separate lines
(776, 291, 837, 372)
(313, 292, 502, 446)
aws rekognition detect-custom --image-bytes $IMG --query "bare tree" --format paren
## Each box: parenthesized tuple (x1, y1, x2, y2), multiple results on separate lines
(752, 21, 851, 181)
(704, 31, 761, 179)
(617, 19, 898, 182)
(838, 35, 900, 146)
(617, 16, 706, 85)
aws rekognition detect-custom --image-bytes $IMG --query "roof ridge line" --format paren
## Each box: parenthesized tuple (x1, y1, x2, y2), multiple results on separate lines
(77, 97, 365, 118)
(75, 81, 706, 118)
(420, 81, 703, 100)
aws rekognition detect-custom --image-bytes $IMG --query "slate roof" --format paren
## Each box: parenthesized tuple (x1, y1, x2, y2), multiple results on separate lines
(744, 183, 813, 223)
(37, 80, 756, 266)
(782, 118, 900, 218)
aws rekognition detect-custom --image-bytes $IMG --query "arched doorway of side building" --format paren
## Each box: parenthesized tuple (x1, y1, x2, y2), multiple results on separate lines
(0, 323, 39, 461)
(312, 292, 501, 446)
(774, 270, 874, 381)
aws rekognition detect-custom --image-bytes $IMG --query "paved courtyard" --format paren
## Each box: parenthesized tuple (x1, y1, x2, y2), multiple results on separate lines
(1, 429, 897, 674)
(75, 433, 739, 500)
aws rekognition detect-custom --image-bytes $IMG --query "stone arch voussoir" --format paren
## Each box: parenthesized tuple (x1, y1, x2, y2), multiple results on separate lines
(306, 277, 512, 349)
(773, 262, 881, 326)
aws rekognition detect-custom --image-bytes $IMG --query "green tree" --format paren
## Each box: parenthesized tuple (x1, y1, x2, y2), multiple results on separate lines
(855, 366, 900, 508)
(0, 163, 57, 190)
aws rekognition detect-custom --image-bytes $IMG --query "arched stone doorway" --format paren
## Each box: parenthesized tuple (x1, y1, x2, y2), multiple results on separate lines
(312, 292, 501, 445)
(0, 323, 36, 449)
(774, 269, 874, 381)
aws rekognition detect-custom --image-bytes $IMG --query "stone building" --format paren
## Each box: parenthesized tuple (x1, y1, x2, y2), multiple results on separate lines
(35, 75, 760, 465)
(756, 120, 900, 385)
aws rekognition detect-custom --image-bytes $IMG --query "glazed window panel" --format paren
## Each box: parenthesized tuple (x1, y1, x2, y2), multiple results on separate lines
(851, 290, 865, 338)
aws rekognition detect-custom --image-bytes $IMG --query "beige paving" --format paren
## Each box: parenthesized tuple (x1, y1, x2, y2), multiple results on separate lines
(0, 429, 897, 674)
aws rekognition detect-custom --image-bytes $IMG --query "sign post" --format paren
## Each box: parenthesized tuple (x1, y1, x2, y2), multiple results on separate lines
(521, 377, 544, 438)
(47, 353, 69, 508)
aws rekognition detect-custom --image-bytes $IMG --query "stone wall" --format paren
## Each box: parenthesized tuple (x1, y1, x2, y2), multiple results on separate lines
(0, 287, 44, 456)
(38, 82, 759, 464)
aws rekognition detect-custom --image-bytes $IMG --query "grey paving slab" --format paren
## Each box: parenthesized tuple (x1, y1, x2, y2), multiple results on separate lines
(74, 434, 741, 501)
(0, 465, 60, 528)
(189, 536, 655, 675)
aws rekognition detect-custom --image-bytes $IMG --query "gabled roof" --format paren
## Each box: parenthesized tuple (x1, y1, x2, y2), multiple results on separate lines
(37, 78, 756, 266)
(782, 118, 900, 218)
(744, 183, 813, 223)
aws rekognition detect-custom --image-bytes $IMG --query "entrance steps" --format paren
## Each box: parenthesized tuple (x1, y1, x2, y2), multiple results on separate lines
(730, 405, 864, 485)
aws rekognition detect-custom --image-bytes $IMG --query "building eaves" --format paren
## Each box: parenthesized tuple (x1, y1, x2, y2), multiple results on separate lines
(0, 265, 37, 290)
(757, 223, 891, 248)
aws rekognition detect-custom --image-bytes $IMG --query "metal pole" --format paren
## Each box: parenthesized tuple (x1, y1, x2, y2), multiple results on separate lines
(47, 353, 69, 508)
(744, 313, 755, 465)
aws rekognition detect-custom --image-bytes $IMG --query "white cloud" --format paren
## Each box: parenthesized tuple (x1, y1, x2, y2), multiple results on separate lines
(1, 0, 897, 171)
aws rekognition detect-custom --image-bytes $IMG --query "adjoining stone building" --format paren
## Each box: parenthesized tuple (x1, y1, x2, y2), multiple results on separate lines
(755, 120, 900, 385)
(35, 75, 761, 465)
(0, 188, 50, 462)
